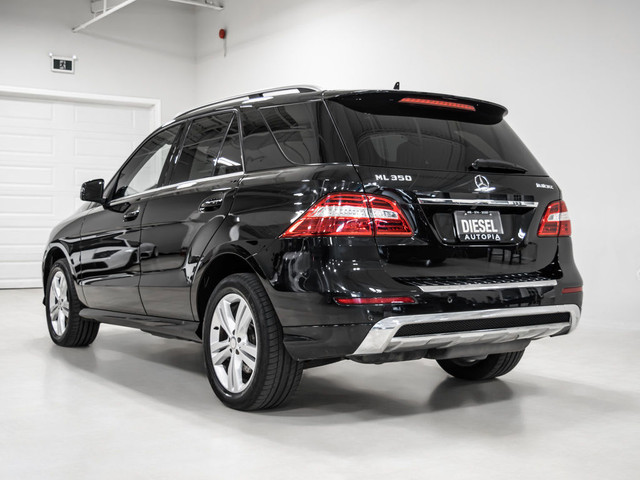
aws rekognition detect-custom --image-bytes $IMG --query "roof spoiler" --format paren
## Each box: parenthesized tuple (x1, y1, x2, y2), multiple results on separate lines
(327, 90, 507, 125)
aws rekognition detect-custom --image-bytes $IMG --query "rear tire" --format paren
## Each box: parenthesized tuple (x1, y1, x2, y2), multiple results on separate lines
(436, 350, 525, 381)
(45, 259, 99, 347)
(203, 273, 303, 411)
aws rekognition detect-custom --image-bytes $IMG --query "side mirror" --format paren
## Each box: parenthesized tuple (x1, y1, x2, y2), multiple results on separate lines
(80, 179, 105, 204)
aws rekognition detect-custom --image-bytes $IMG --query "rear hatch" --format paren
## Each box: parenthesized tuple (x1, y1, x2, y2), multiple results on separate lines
(325, 91, 561, 280)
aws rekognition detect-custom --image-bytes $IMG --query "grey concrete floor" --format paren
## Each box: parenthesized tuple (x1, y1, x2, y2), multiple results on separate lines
(1, 288, 639, 479)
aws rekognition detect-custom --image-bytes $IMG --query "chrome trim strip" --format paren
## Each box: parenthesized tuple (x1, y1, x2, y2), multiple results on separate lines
(417, 279, 557, 293)
(351, 304, 580, 356)
(418, 198, 538, 208)
(109, 172, 244, 206)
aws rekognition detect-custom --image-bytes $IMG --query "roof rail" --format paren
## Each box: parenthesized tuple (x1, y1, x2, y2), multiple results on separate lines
(175, 85, 322, 119)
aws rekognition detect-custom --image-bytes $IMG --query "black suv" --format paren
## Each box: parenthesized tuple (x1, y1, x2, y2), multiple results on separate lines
(43, 86, 583, 410)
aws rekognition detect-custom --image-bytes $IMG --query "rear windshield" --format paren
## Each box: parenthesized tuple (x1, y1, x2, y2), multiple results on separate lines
(327, 98, 547, 176)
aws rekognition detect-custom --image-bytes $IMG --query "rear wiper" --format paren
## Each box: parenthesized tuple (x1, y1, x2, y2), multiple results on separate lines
(469, 158, 527, 174)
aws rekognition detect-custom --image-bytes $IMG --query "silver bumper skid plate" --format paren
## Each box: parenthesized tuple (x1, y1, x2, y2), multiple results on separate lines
(351, 304, 581, 356)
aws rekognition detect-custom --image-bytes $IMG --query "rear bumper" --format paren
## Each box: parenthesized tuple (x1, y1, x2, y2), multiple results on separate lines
(261, 237, 583, 361)
(350, 304, 580, 356)
(282, 303, 580, 361)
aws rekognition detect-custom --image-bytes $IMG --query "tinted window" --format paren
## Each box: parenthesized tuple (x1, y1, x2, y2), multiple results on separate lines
(169, 112, 233, 184)
(215, 116, 242, 176)
(241, 108, 291, 172)
(113, 125, 180, 200)
(327, 100, 546, 175)
(260, 101, 349, 165)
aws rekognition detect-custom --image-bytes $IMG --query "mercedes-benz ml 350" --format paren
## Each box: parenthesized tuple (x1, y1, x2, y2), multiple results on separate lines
(42, 86, 583, 410)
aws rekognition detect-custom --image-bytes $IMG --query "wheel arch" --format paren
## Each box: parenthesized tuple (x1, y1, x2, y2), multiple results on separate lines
(43, 244, 73, 287)
(194, 251, 268, 338)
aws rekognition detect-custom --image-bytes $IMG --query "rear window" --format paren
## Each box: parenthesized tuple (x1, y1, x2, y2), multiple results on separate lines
(327, 96, 546, 176)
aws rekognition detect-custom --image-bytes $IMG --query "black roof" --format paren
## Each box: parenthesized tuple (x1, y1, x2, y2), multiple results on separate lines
(172, 85, 507, 121)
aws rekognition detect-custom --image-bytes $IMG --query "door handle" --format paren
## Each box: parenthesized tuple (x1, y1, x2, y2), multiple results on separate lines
(199, 198, 223, 212)
(123, 207, 140, 221)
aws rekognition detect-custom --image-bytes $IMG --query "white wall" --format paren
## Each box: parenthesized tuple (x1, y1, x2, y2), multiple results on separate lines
(1, 0, 638, 319)
(195, 0, 640, 322)
(0, 0, 198, 122)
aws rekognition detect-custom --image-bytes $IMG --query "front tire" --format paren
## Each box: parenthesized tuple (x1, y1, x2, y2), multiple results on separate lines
(45, 259, 99, 347)
(436, 350, 525, 381)
(203, 273, 302, 411)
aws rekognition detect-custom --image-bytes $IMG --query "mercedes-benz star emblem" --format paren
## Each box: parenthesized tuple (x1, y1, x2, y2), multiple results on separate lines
(474, 174, 490, 189)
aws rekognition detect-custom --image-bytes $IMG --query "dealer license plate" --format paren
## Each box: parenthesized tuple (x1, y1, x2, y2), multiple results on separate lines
(454, 211, 504, 242)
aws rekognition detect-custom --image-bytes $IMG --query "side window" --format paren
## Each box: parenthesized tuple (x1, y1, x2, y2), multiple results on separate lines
(113, 125, 180, 200)
(215, 116, 242, 176)
(241, 108, 292, 172)
(169, 112, 233, 184)
(260, 101, 350, 165)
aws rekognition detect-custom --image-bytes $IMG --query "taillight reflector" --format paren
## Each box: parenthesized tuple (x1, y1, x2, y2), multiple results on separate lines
(561, 286, 583, 294)
(538, 200, 572, 237)
(335, 296, 416, 305)
(399, 97, 476, 112)
(281, 193, 412, 238)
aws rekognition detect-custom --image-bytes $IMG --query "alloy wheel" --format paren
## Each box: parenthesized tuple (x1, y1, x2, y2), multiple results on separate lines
(49, 271, 70, 336)
(209, 293, 258, 394)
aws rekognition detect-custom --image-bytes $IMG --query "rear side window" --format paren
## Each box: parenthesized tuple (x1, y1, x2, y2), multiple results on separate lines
(259, 101, 349, 166)
(327, 99, 547, 175)
(241, 108, 291, 172)
(169, 112, 235, 184)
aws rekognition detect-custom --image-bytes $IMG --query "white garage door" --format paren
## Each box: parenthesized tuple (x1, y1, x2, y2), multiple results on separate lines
(0, 93, 156, 288)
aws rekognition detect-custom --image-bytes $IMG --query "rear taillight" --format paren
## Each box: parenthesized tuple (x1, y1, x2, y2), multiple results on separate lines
(538, 200, 572, 237)
(281, 193, 412, 238)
